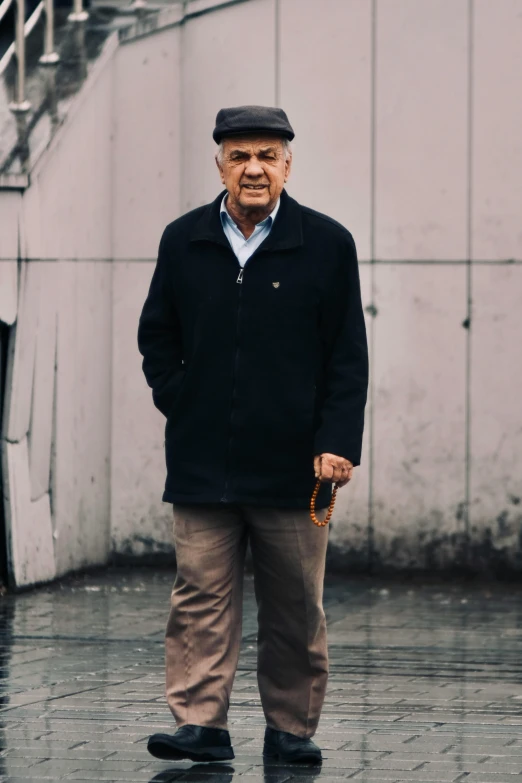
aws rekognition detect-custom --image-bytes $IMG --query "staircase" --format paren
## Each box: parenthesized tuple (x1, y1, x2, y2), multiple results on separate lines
(0, 0, 183, 187)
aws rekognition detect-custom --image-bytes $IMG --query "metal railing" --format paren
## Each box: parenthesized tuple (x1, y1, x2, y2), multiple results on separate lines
(0, 0, 89, 112)
(0, 0, 14, 24)
(41, 0, 59, 63)
(68, 0, 88, 22)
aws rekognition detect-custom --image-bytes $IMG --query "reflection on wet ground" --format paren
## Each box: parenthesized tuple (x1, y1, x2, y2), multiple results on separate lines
(1, 568, 522, 781)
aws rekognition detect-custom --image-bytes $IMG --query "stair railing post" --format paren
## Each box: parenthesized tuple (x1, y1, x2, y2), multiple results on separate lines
(68, 0, 88, 23)
(39, 0, 59, 64)
(9, 0, 31, 112)
(129, 0, 147, 13)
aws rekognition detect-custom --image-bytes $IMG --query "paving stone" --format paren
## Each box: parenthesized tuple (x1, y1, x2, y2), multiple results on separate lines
(462, 776, 522, 782)
(1, 569, 522, 782)
(348, 771, 458, 781)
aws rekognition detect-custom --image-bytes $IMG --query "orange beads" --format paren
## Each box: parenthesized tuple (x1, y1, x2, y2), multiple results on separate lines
(310, 479, 338, 527)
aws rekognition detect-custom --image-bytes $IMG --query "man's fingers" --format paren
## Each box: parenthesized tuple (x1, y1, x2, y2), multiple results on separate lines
(314, 453, 355, 484)
(331, 465, 343, 483)
(320, 462, 334, 481)
(336, 467, 353, 488)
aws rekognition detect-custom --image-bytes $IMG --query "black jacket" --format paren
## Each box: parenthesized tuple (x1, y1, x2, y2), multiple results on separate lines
(137, 188, 368, 509)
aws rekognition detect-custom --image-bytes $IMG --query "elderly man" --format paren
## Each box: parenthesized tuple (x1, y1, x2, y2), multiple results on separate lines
(138, 105, 368, 765)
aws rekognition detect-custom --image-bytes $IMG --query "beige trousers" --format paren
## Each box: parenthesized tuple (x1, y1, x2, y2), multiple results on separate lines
(165, 502, 329, 738)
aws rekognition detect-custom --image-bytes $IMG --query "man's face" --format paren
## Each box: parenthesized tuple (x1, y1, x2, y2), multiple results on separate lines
(216, 135, 292, 214)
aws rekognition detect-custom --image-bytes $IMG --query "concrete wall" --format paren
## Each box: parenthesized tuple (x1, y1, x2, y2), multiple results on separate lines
(111, 0, 522, 572)
(111, 24, 181, 556)
(0, 41, 116, 586)
(2, 0, 521, 582)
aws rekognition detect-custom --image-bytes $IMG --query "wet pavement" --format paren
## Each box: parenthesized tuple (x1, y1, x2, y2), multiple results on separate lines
(1, 567, 522, 782)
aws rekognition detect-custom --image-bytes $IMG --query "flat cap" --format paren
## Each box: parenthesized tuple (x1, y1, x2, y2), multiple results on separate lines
(213, 105, 295, 143)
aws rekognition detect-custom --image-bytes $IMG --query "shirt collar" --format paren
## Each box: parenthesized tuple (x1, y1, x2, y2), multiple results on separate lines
(189, 188, 304, 252)
(220, 192, 281, 233)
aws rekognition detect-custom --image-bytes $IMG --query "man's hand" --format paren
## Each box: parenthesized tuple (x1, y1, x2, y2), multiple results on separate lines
(314, 453, 354, 488)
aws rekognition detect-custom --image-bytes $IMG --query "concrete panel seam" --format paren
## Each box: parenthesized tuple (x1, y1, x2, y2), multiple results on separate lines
(463, 0, 475, 559)
(368, 0, 377, 570)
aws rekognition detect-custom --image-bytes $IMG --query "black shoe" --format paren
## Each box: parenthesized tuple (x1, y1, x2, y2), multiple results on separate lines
(263, 726, 322, 764)
(147, 724, 234, 762)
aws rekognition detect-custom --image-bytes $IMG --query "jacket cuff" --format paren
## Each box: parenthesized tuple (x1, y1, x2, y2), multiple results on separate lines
(313, 437, 362, 468)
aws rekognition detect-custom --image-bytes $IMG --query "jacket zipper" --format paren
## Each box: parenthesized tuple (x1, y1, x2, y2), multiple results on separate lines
(222, 244, 271, 500)
(221, 262, 245, 501)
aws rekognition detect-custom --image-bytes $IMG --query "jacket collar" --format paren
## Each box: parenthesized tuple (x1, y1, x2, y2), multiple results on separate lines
(189, 187, 303, 252)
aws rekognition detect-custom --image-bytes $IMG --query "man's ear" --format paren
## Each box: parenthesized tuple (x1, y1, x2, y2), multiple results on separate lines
(284, 151, 293, 182)
(215, 155, 226, 185)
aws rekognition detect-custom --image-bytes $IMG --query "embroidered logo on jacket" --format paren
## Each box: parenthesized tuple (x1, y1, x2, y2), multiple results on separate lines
(272, 282, 280, 288)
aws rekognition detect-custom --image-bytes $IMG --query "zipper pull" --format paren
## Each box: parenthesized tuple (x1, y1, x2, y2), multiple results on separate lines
(236, 268, 244, 284)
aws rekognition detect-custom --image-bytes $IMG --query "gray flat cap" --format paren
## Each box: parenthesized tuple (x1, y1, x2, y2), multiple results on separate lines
(213, 105, 295, 143)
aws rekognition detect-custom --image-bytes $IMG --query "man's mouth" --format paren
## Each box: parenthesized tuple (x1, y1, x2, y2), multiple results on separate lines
(242, 184, 268, 190)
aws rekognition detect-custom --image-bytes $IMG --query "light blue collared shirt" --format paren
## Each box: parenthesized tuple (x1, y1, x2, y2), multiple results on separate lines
(220, 193, 280, 268)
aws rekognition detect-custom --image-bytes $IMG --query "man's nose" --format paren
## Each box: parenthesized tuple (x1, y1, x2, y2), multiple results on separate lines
(244, 156, 264, 176)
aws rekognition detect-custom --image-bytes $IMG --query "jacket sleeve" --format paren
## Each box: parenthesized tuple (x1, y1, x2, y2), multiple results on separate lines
(137, 228, 184, 417)
(313, 232, 369, 466)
